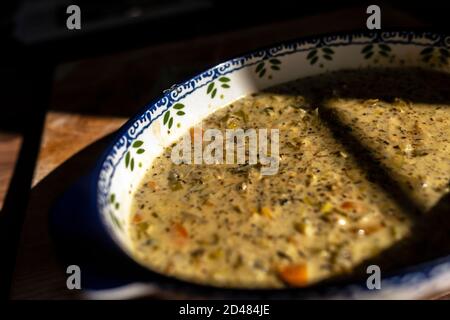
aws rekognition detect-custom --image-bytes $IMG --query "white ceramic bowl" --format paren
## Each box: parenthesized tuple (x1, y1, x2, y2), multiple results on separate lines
(87, 31, 450, 299)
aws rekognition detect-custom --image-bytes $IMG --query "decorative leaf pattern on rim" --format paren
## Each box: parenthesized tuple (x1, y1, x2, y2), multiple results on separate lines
(124, 140, 145, 171)
(361, 43, 395, 63)
(306, 47, 335, 68)
(420, 46, 450, 68)
(255, 58, 282, 79)
(206, 77, 231, 99)
(162, 103, 186, 133)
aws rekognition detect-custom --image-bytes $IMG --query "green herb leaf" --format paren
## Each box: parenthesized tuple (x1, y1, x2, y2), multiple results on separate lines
(163, 111, 170, 125)
(255, 62, 265, 73)
(176, 110, 185, 116)
(211, 88, 217, 98)
(271, 65, 280, 70)
(258, 68, 266, 78)
(207, 82, 215, 94)
(130, 158, 135, 171)
(379, 44, 391, 52)
(269, 58, 281, 64)
(323, 54, 332, 60)
(361, 45, 373, 53)
(168, 117, 174, 129)
(221, 83, 230, 88)
(421, 47, 434, 55)
(219, 77, 230, 82)
(110, 194, 115, 203)
(322, 47, 334, 54)
(173, 103, 185, 110)
(364, 52, 374, 59)
(132, 140, 143, 148)
(307, 50, 317, 59)
(137, 148, 145, 154)
(310, 56, 318, 65)
(125, 151, 130, 168)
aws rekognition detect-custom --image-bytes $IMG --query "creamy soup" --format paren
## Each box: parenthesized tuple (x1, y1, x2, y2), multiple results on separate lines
(129, 68, 450, 288)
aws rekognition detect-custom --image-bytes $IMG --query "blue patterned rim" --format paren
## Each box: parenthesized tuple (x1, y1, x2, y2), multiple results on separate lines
(88, 30, 450, 298)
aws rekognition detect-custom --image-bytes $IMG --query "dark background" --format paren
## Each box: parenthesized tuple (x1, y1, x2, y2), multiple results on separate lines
(2, 1, 450, 125)
(0, 0, 449, 299)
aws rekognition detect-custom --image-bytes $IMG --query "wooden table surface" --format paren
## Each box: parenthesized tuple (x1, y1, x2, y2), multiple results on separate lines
(3, 6, 448, 299)
(0, 133, 22, 210)
(10, 112, 126, 299)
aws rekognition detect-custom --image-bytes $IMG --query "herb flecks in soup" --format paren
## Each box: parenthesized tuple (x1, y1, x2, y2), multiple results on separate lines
(129, 68, 450, 288)
(318, 70, 450, 211)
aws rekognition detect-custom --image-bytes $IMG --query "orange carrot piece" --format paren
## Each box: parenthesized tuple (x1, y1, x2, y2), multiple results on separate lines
(173, 222, 189, 239)
(278, 264, 308, 286)
(132, 214, 143, 224)
(145, 180, 158, 190)
(341, 201, 355, 210)
(341, 201, 366, 213)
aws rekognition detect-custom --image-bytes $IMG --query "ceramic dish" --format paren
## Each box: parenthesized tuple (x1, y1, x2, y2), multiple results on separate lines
(52, 30, 450, 299)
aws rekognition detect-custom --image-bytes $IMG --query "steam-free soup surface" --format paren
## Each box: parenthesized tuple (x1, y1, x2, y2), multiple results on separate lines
(129, 68, 450, 288)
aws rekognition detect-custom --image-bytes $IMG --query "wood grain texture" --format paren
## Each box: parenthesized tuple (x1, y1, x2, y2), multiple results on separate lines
(0, 133, 22, 210)
(33, 112, 126, 186)
(11, 112, 125, 299)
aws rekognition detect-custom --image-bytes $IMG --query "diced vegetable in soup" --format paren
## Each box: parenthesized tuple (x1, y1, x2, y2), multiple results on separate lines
(129, 68, 450, 288)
